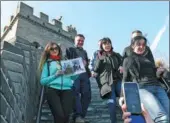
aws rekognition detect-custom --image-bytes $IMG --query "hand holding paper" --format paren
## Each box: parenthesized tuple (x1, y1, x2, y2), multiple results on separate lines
(55, 70, 64, 76)
(61, 58, 86, 77)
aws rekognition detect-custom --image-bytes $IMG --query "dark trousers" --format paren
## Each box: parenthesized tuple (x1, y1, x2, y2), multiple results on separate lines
(72, 73, 91, 119)
(108, 81, 122, 123)
(46, 87, 74, 123)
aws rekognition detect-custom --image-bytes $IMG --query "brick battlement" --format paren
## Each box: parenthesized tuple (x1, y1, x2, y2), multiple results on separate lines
(1, 2, 77, 44)
(17, 2, 77, 36)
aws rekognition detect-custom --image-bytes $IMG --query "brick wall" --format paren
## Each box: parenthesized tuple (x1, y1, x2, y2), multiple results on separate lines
(2, 2, 76, 48)
(0, 40, 42, 123)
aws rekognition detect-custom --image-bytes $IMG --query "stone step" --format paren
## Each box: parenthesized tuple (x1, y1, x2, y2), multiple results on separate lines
(39, 78, 123, 123)
(40, 116, 53, 121)
(42, 108, 52, 114)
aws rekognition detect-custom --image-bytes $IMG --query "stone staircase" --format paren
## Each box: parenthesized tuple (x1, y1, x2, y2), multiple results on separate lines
(39, 77, 123, 123)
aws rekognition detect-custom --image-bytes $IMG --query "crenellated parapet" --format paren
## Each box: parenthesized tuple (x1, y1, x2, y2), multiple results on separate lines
(66, 25, 77, 36)
(1, 2, 77, 43)
(17, 2, 76, 36)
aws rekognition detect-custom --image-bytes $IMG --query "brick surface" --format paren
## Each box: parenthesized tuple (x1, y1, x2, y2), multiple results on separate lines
(0, 115, 8, 123)
(1, 41, 41, 123)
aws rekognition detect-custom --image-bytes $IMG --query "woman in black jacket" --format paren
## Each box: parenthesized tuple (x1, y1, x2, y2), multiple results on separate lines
(122, 36, 169, 123)
(94, 37, 122, 123)
(120, 30, 155, 74)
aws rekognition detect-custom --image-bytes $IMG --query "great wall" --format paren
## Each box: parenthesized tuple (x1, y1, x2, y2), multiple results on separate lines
(0, 2, 123, 123)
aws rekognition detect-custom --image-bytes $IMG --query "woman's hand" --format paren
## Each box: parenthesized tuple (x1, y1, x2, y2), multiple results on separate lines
(157, 67, 165, 73)
(119, 66, 124, 73)
(91, 71, 97, 77)
(121, 103, 154, 123)
(121, 104, 132, 123)
(55, 70, 64, 76)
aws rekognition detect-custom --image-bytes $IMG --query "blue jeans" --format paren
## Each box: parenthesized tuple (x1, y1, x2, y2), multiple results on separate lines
(139, 85, 169, 123)
(72, 72, 91, 119)
(108, 81, 122, 123)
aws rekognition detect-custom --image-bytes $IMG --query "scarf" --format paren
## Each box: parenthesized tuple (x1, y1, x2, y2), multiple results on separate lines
(49, 54, 61, 61)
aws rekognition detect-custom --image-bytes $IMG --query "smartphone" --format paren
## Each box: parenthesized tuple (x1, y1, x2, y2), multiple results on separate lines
(123, 82, 142, 115)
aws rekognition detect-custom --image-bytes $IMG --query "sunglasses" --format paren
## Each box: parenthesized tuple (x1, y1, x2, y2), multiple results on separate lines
(50, 47, 58, 51)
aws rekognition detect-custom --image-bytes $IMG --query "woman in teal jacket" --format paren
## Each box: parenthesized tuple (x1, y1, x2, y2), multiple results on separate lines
(38, 42, 77, 123)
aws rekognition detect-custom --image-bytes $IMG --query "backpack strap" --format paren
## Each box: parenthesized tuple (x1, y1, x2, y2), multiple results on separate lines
(47, 61, 51, 76)
(44, 60, 52, 94)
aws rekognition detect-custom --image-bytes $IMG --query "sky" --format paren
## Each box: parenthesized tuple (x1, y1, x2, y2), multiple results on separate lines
(1, 1, 169, 64)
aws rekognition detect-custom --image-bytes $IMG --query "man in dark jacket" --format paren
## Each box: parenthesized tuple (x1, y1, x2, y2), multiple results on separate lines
(65, 34, 91, 123)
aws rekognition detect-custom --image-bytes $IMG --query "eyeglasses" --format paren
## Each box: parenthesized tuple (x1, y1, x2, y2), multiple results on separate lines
(50, 47, 58, 51)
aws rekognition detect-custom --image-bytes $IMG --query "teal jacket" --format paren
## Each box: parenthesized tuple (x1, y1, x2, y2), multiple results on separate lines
(40, 59, 78, 90)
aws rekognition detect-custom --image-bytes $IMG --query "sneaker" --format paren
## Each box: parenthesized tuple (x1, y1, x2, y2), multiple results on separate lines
(75, 117, 85, 123)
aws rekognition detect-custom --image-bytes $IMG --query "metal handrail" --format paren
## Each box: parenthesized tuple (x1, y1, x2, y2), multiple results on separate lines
(36, 86, 45, 123)
(161, 77, 170, 93)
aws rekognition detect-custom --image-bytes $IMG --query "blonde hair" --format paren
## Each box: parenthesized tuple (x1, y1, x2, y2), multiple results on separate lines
(37, 42, 62, 81)
(155, 59, 164, 68)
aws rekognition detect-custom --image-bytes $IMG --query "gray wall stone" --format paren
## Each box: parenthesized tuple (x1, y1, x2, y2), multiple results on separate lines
(3, 60, 24, 73)
(2, 2, 76, 49)
(0, 41, 41, 123)
(1, 50, 24, 64)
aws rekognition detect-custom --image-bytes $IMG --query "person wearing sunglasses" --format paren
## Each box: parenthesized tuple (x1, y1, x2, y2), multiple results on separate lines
(122, 36, 169, 123)
(65, 34, 91, 123)
(38, 42, 77, 123)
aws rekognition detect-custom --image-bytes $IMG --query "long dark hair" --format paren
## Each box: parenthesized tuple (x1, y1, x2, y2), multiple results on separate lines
(38, 42, 62, 78)
(131, 36, 147, 47)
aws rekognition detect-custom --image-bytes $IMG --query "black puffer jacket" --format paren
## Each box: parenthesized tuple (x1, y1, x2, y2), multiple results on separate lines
(94, 51, 122, 98)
